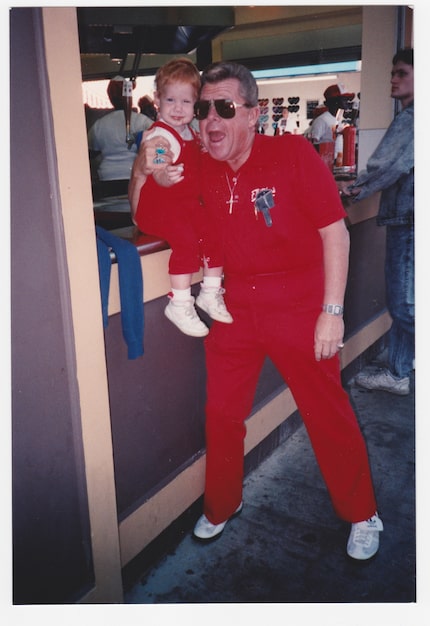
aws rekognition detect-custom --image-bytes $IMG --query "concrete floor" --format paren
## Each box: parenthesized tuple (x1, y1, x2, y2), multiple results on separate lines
(124, 368, 418, 618)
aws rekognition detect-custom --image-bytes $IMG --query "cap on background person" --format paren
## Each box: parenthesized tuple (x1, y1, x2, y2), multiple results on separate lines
(324, 83, 355, 101)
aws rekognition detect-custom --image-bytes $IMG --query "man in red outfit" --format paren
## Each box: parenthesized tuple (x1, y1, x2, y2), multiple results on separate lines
(129, 61, 383, 560)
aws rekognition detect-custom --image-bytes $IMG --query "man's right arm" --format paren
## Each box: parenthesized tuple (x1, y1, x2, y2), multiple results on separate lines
(128, 161, 147, 224)
(128, 135, 173, 223)
(347, 108, 414, 201)
(309, 116, 323, 142)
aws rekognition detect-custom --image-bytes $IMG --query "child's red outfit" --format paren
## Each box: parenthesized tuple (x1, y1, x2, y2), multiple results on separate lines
(134, 120, 221, 274)
(200, 133, 378, 525)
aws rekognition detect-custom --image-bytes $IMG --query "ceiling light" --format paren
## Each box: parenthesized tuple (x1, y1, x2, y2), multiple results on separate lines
(256, 74, 338, 86)
(252, 60, 361, 82)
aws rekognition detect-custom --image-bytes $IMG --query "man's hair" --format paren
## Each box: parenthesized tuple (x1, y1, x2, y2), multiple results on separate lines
(200, 61, 259, 107)
(155, 57, 201, 100)
(107, 77, 135, 110)
(393, 48, 413, 66)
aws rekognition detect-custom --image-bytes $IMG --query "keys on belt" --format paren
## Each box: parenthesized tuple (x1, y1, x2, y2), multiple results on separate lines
(253, 188, 275, 227)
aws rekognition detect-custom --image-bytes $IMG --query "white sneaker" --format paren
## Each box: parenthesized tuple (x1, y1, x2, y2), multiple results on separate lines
(193, 502, 243, 541)
(347, 514, 383, 560)
(196, 287, 233, 324)
(355, 368, 410, 396)
(164, 297, 209, 337)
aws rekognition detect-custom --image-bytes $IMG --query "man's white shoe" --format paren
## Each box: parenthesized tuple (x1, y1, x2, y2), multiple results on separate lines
(193, 503, 243, 541)
(196, 287, 233, 324)
(164, 297, 209, 337)
(355, 368, 410, 396)
(347, 514, 384, 560)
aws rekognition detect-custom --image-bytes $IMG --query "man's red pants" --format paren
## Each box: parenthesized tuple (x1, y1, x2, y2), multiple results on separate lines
(203, 269, 377, 525)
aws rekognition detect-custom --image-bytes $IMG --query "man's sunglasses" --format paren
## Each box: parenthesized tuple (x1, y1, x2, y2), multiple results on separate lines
(194, 99, 251, 120)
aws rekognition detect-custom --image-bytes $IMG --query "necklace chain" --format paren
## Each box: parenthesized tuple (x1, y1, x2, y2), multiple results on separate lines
(225, 173, 240, 214)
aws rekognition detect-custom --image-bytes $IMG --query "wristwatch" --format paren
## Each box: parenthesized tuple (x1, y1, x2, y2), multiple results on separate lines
(322, 304, 344, 316)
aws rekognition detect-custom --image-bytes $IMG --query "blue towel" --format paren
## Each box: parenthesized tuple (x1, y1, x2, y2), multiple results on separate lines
(135, 130, 143, 151)
(96, 226, 144, 359)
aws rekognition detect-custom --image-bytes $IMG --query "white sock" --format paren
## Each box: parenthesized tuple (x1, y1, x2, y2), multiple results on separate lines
(202, 276, 222, 291)
(171, 287, 191, 301)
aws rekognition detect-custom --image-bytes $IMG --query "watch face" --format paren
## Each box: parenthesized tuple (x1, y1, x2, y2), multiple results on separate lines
(324, 304, 343, 315)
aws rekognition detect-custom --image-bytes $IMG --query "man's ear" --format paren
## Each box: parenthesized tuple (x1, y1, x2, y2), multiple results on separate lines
(248, 105, 260, 129)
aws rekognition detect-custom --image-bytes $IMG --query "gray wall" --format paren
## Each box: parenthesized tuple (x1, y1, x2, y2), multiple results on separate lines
(11, 8, 94, 604)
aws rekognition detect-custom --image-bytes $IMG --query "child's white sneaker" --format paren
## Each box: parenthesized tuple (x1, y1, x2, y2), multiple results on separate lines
(196, 287, 233, 323)
(165, 296, 209, 337)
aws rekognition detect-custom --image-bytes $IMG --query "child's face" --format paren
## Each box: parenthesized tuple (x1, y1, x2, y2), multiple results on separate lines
(155, 81, 196, 131)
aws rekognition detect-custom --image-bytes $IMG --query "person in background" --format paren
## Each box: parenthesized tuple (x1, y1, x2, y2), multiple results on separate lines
(277, 107, 296, 135)
(342, 48, 414, 396)
(138, 94, 158, 122)
(129, 61, 383, 560)
(88, 76, 153, 181)
(310, 83, 354, 144)
(302, 104, 327, 139)
(133, 58, 232, 337)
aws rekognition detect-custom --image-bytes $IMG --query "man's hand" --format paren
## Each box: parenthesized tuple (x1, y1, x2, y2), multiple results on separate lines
(129, 133, 175, 218)
(314, 312, 345, 361)
(337, 181, 361, 198)
(136, 132, 174, 176)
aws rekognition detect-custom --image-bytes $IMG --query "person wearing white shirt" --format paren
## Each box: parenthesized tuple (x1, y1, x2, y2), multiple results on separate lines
(310, 83, 354, 144)
(88, 76, 153, 181)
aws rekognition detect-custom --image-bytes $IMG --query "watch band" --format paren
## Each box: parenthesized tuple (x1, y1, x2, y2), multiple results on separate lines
(322, 304, 344, 316)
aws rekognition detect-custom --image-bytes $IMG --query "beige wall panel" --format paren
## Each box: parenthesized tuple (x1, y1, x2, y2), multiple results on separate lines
(42, 7, 123, 603)
(360, 6, 397, 131)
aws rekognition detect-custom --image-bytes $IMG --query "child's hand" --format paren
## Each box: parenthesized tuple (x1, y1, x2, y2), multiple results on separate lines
(153, 163, 184, 187)
(166, 164, 184, 184)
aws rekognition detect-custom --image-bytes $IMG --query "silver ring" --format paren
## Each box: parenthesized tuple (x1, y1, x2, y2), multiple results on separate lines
(337, 343, 345, 349)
